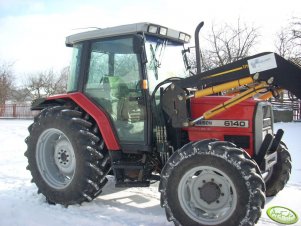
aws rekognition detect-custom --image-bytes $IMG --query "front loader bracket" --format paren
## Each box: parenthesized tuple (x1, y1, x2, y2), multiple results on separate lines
(161, 84, 189, 128)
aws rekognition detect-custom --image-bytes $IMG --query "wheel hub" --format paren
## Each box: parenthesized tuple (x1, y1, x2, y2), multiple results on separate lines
(60, 151, 68, 162)
(54, 138, 75, 174)
(178, 166, 237, 224)
(57, 149, 70, 165)
(199, 182, 221, 204)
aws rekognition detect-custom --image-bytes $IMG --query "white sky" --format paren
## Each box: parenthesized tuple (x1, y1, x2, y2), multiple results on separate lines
(0, 0, 300, 79)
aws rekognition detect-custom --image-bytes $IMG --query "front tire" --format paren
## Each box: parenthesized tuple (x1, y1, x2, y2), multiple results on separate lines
(159, 140, 265, 226)
(264, 142, 292, 197)
(25, 106, 111, 205)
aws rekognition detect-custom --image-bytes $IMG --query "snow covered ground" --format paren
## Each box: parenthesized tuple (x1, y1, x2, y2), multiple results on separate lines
(0, 119, 300, 226)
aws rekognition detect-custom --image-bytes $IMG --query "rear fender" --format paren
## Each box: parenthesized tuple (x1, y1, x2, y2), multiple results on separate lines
(32, 92, 120, 151)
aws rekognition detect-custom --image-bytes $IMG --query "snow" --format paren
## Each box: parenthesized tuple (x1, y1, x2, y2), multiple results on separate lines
(0, 119, 300, 226)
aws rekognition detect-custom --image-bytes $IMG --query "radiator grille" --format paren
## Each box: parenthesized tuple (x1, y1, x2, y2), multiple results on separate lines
(254, 102, 273, 155)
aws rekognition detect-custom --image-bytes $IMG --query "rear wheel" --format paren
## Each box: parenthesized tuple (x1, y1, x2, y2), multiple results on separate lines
(25, 105, 111, 205)
(159, 140, 265, 226)
(264, 142, 291, 197)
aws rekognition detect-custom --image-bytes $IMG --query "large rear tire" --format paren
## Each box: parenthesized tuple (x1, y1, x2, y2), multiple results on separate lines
(159, 140, 265, 226)
(25, 105, 111, 205)
(264, 142, 291, 197)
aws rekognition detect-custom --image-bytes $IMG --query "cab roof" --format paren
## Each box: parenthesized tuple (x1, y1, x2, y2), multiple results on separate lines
(65, 22, 191, 46)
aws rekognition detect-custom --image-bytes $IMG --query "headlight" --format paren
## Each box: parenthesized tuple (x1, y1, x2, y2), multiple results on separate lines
(184, 35, 191, 42)
(159, 27, 168, 35)
(148, 25, 158, 34)
(179, 33, 186, 41)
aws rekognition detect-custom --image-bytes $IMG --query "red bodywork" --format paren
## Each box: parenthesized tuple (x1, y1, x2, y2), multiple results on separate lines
(46, 93, 260, 155)
(187, 96, 259, 156)
(47, 93, 120, 151)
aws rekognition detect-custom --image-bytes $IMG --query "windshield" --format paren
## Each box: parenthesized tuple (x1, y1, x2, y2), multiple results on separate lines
(145, 35, 188, 93)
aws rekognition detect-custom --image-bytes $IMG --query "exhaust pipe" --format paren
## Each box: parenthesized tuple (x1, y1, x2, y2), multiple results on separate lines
(195, 21, 204, 75)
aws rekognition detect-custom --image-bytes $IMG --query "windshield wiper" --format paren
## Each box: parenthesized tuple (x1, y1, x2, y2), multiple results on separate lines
(149, 40, 168, 80)
(150, 44, 159, 79)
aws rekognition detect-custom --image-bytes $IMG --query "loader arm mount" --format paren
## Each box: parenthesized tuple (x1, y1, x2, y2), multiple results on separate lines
(162, 52, 301, 128)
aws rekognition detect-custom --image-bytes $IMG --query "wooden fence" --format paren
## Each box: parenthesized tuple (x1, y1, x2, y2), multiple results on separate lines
(270, 95, 301, 121)
(0, 104, 38, 119)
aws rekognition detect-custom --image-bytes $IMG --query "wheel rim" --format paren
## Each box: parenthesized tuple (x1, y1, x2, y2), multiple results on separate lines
(36, 128, 76, 189)
(178, 166, 238, 225)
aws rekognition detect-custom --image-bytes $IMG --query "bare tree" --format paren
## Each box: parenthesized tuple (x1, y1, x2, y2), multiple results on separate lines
(275, 18, 301, 65)
(56, 66, 69, 93)
(196, 19, 259, 72)
(25, 67, 69, 99)
(10, 87, 32, 103)
(274, 18, 301, 104)
(0, 61, 14, 105)
(292, 19, 301, 46)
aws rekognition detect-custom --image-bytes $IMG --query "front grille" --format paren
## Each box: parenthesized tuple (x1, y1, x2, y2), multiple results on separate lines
(262, 105, 272, 119)
(263, 118, 272, 129)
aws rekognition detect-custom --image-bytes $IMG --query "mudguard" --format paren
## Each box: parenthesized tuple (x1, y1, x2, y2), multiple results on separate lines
(31, 92, 120, 151)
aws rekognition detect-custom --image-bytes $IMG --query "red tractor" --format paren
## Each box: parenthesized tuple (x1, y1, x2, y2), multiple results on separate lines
(25, 22, 300, 226)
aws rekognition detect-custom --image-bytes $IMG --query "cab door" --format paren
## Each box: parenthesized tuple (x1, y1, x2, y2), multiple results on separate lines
(84, 36, 147, 147)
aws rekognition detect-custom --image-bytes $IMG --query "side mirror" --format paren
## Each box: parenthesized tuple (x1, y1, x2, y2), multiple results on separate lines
(182, 48, 191, 70)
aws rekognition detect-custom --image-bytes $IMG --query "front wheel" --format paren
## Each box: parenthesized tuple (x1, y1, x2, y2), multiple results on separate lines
(264, 142, 292, 197)
(159, 140, 265, 226)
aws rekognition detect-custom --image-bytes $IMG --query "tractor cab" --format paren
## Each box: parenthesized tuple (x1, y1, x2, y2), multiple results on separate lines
(65, 23, 190, 151)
